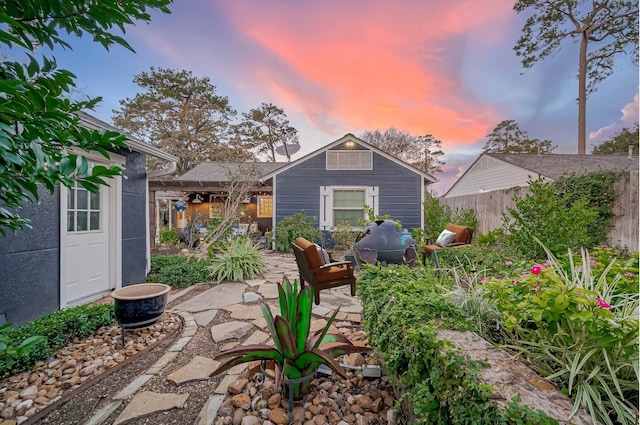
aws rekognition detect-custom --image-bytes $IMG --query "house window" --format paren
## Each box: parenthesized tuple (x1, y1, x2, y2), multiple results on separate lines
(67, 181, 101, 232)
(319, 186, 378, 229)
(257, 196, 273, 218)
(326, 150, 372, 170)
(333, 189, 366, 226)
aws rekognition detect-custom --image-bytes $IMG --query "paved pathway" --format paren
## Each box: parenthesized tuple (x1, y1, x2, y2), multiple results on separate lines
(85, 254, 363, 425)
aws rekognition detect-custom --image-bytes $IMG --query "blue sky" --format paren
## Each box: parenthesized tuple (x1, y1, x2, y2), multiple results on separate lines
(46, 0, 639, 193)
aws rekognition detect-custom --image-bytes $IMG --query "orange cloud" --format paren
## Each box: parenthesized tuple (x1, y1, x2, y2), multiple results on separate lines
(208, 1, 513, 145)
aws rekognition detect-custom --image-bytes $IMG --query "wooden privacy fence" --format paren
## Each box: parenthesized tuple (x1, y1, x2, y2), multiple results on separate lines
(440, 171, 639, 251)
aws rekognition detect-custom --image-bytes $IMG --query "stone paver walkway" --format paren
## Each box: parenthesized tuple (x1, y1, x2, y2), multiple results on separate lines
(84, 254, 362, 425)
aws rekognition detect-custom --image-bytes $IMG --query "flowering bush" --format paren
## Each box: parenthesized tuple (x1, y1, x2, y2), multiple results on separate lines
(480, 247, 639, 425)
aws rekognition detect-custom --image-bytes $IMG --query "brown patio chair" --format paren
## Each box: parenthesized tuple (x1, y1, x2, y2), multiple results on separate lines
(291, 237, 357, 305)
(422, 223, 474, 264)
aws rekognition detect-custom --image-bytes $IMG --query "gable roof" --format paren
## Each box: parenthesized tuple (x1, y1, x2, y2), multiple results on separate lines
(443, 152, 639, 197)
(178, 161, 287, 182)
(487, 153, 638, 179)
(260, 133, 437, 183)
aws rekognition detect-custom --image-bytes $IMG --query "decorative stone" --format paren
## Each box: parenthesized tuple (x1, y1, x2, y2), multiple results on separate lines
(231, 394, 250, 408)
(18, 386, 37, 401)
(227, 379, 249, 395)
(232, 408, 244, 425)
(267, 393, 281, 409)
(113, 392, 189, 425)
(167, 356, 220, 385)
(268, 407, 288, 425)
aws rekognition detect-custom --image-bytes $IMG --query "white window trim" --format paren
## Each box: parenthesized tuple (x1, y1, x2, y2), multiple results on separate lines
(319, 185, 378, 230)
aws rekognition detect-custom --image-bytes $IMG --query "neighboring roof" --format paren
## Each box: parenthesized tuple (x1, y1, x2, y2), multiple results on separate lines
(260, 133, 437, 183)
(178, 162, 287, 182)
(76, 111, 178, 162)
(488, 153, 638, 179)
(443, 152, 639, 197)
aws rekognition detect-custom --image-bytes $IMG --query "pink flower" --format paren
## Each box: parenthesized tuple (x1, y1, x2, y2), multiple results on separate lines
(595, 297, 611, 309)
(481, 277, 489, 283)
(531, 265, 542, 275)
(505, 261, 513, 266)
(512, 280, 520, 285)
(624, 272, 635, 277)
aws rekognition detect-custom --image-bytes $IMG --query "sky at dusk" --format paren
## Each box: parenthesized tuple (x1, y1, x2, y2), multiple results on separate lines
(50, 0, 638, 194)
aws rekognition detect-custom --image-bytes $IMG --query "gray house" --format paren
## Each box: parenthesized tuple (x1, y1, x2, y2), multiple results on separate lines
(0, 112, 178, 325)
(261, 134, 436, 233)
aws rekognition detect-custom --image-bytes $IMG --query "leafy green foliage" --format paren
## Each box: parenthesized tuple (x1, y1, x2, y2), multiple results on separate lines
(554, 171, 620, 245)
(158, 227, 180, 246)
(591, 123, 639, 155)
(212, 278, 368, 398)
(208, 239, 267, 282)
(0, 304, 115, 378)
(479, 247, 639, 425)
(113, 67, 246, 174)
(0, 324, 45, 378)
(358, 265, 559, 424)
(235, 102, 299, 162)
(422, 191, 477, 241)
(147, 255, 211, 288)
(273, 211, 323, 252)
(330, 221, 358, 250)
(503, 178, 599, 258)
(0, 0, 171, 234)
(482, 119, 556, 154)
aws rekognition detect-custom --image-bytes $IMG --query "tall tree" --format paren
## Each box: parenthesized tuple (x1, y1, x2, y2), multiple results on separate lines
(113, 68, 250, 175)
(591, 123, 639, 154)
(514, 0, 639, 155)
(0, 0, 171, 235)
(359, 127, 445, 174)
(482, 120, 556, 154)
(235, 103, 299, 162)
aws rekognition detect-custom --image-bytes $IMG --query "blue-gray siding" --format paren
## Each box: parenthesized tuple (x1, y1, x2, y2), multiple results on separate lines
(121, 151, 147, 286)
(0, 150, 149, 325)
(0, 186, 60, 325)
(275, 151, 422, 229)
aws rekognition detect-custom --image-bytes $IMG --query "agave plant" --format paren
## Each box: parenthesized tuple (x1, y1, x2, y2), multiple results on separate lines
(211, 278, 369, 398)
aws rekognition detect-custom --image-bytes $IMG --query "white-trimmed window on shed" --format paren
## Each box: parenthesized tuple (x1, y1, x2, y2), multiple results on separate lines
(326, 150, 372, 170)
(319, 186, 379, 230)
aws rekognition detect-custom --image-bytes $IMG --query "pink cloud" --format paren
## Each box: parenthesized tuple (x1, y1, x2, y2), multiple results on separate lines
(215, 1, 513, 144)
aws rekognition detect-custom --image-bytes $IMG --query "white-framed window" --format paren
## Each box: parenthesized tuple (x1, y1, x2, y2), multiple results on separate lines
(257, 195, 273, 218)
(319, 186, 378, 229)
(326, 150, 372, 170)
(67, 181, 101, 232)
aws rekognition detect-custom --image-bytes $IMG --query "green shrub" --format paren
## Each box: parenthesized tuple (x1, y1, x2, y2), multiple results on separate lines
(358, 264, 558, 424)
(273, 211, 323, 253)
(208, 239, 267, 282)
(423, 191, 477, 240)
(148, 255, 211, 288)
(330, 221, 358, 250)
(0, 304, 115, 378)
(503, 178, 599, 258)
(480, 247, 639, 425)
(158, 227, 180, 246)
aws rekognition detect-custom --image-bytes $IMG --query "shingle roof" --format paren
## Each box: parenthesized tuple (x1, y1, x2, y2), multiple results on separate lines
(177, 161, 286, 182)
(488, 153, 639, 180)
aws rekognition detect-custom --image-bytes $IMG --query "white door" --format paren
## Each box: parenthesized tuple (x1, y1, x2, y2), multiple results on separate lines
(61, 180, 112, 306)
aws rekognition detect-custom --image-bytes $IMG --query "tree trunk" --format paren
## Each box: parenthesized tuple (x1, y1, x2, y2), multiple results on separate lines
(577, 31, 588, 155)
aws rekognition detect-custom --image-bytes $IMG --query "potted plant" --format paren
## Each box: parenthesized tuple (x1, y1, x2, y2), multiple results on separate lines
(210, 278, 369, 399)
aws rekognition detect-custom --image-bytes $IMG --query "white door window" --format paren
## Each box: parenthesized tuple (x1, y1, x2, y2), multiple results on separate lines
(67, 182, 101, 232)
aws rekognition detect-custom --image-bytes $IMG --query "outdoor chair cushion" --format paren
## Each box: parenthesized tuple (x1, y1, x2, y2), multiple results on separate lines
(435, 229, 456, 248)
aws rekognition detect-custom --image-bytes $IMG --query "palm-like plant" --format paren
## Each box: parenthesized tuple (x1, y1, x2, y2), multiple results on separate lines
(211, 278, 369, 398)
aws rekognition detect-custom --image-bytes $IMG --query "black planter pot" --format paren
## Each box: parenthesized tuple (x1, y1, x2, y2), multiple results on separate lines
(111, 283, 171, 329)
